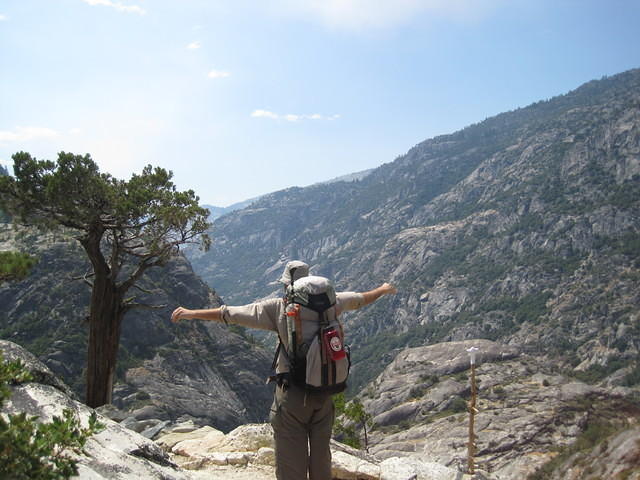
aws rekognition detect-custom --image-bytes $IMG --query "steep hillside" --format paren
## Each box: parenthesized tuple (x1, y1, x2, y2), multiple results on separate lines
(0, 225, 272, 431)
(189, 69, 640, 394)
(361, 339, 640, 478)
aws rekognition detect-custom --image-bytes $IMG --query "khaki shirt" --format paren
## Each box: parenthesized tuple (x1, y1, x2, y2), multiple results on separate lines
(220, 292, 365, 373)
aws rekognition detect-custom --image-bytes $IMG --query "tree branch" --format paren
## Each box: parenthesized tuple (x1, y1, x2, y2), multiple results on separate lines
(70, 270, 95, 289)
(122, 301, 167, 314)
(131, 282, 157, 295)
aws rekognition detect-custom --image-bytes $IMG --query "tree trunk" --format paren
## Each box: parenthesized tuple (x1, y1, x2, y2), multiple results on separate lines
(85, 276, 124, 408)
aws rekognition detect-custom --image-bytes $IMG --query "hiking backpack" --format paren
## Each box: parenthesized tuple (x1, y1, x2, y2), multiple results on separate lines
(274, 275, 350, 393)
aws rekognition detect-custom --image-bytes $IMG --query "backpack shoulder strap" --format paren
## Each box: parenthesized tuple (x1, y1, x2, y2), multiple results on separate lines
(266, 300, 294, 384)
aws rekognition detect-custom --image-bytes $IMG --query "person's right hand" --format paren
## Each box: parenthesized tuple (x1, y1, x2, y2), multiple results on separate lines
(171, 307, 192, 323)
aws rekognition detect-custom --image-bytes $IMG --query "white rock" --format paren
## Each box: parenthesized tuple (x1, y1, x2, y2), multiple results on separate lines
(331, 450, 381, 480)
(157, 426, 217, 450)
(202, 452, 230, 466)
(3, 383, 197, 479)
(253, 447, 276, 466)
(217, 423, 274, 452)
(169, 420, 200, 433)
(172, 428, 226, 456)
(226, 452, 253, 466)
(380, 456, 469, 480)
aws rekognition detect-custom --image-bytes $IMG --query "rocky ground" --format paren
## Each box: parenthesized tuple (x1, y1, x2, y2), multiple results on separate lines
(1, 339, 484, 480)
(362, 339, 640, 479)
(3, 337, 639, 479)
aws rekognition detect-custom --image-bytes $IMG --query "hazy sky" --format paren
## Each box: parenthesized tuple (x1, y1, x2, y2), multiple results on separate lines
(1, 1, 639, 206)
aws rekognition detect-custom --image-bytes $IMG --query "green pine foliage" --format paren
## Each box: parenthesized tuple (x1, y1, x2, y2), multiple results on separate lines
(0, 151, 212, 407)
(333, 393, 374, 450)
(0, 251, 37, 283)
(0, 165, 11, 222)
(0, 352, 104, 479)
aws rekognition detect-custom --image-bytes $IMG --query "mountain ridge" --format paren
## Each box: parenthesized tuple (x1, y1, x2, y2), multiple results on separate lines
(187, 67, 640, 395)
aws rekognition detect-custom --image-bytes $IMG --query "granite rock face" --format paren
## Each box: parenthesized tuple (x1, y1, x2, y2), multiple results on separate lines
(0, 338, 73, 396)
(1, 340, 195, 479)
(546, 426, 640, 480)
(360, 339, 640, 479)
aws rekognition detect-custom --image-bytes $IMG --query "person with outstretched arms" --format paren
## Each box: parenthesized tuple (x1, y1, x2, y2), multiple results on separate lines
(171, 261, 397, 480)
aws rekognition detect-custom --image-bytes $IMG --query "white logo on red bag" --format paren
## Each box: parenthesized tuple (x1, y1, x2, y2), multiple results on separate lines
(330, 336, 343, 352)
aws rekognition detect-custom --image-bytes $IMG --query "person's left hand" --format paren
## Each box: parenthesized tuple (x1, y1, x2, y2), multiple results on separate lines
(381, 283, 397, 295)
(171, 307, 193, 323)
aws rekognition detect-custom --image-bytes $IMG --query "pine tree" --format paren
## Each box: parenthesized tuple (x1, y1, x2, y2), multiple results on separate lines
(0, 152, 210, 407)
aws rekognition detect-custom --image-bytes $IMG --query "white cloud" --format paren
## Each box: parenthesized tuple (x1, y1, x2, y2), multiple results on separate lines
(0, 14, 7, 21)
(208, 69, 231, 79)
(0, 126, 59, 144)
(269, 0, 501, 30)
(251, 110, 340, 122)
(251, 110, 280, 120)
(80, 0, 146, 15)
(187, 41, 201, 50)
(69, 128, 82, 135)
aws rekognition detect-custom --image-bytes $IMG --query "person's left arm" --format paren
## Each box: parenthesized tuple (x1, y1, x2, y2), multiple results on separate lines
(171, 306, 221, 323)
(336, 282, 397, 313)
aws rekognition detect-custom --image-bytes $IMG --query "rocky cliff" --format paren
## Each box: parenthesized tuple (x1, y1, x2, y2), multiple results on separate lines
(0, 225, 272, 431)
(362, 339, 640, 478)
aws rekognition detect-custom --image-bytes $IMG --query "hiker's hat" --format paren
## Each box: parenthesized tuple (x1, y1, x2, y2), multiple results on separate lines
(279, 260, 309, 286)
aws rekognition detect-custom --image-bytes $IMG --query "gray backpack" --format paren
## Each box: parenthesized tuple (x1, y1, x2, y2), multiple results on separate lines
(274, 275, 350, 393)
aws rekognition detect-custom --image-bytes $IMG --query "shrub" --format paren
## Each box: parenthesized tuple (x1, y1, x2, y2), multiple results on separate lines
(623, 363, 640, 387)
(449, 396, 468, 413)
(493, 385, 506, 398)
(0, 352, 104, 479)
(332, 393, 374, 451)
(0, 251, 37, 283)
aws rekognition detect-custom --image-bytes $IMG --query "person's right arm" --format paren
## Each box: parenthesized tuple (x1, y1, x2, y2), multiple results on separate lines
(171, 299, 281, 331)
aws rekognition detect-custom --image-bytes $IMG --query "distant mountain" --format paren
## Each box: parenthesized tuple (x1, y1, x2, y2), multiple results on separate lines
(203, 199, 259, 221)
(188, 68, 640, 396)
(202, 169, 373, 221)
(314, 168, 375, 185)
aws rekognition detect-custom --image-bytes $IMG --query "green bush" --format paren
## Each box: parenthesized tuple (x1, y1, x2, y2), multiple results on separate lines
(0, 352, 104, 479)
(493, 385, 506, 397)
(0, 251, 37, 282)
(570, 358, 627, 384)
(332, 393, 373, 450)
(449, 396, 468, 413)
(623, 363, 640, 387)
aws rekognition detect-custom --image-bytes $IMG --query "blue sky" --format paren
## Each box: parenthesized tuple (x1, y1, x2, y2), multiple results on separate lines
(1, 0, 639, 206)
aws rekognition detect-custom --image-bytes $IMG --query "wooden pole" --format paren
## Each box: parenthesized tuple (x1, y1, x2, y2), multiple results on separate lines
(466, 346, 479, 475)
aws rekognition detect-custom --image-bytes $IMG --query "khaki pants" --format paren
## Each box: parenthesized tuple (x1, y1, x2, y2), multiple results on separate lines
(270, 384, 335, 480)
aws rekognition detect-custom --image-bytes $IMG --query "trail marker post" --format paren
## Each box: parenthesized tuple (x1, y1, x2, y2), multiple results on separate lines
(466, 346, 479, 475)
